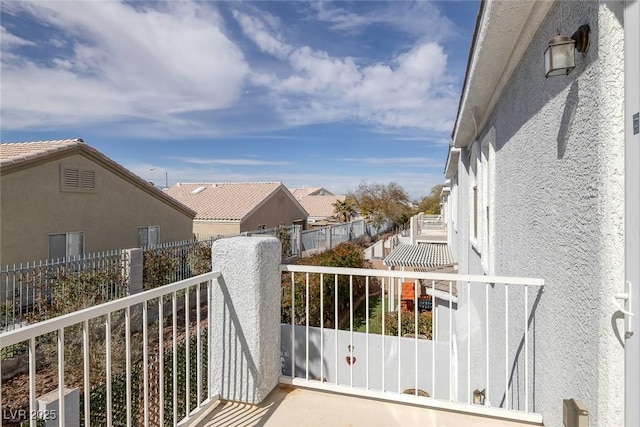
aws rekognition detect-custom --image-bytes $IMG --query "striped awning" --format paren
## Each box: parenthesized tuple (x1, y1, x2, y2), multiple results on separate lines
(384, 243, 456, 268)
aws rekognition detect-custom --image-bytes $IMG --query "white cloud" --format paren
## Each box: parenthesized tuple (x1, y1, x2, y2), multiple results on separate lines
(232, 10, 292, 59)
(1, 26, 36, 47)
(169, 156, 294, 166)
(340, 157, 443, 167)
(1, 1, 249, 130)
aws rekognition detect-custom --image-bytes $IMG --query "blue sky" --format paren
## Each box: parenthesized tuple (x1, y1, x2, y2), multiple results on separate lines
(1, 1, 477, 199)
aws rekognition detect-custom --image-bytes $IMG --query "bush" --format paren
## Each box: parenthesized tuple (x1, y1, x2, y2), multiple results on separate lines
(384, 311, 432, 339)
(281, 243, 370, 328)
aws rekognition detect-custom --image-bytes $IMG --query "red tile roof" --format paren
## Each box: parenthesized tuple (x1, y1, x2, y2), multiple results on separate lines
(164, 182, 296, 221)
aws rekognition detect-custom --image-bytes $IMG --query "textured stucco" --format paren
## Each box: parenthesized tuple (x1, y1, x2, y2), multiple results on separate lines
(451, 2, 625, 426)
(210, 237, 281, 404)
(0, 153, 194, 265)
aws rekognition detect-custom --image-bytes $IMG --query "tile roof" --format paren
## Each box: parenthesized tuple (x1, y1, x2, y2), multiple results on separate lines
(0, 139, 84, 167)
(290, 187, 334, 198)
(164, 182, 287, 221)
(299, 195, 345, 219)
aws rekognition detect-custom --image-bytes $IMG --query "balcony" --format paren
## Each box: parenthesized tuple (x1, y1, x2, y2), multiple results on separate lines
(0, 237, 544, 426)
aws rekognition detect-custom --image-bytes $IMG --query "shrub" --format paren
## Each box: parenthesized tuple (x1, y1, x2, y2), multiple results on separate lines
(384, 311, 432, 339)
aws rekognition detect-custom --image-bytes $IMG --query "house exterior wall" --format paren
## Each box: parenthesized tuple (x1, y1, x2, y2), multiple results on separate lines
(453, 2, 625, 426)
(241, 188, 308, 232)
(0, 153, 194, 265)
(193, 221, 241, 238)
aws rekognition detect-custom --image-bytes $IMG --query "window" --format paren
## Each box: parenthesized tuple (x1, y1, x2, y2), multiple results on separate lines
(49, 232, 84, 260)
(138, 226, 159, 247)
(481, 140, 495, 273)
(61, 165, 96, 192)
(469, 144, 480, 249)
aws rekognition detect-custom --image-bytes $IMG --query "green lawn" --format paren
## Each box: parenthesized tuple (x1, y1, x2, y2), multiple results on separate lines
(353, 294, 384, 334)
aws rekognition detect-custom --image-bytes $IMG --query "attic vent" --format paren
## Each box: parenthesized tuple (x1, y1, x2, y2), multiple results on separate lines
(191, 186, 207, 194)
(61, 166, 96, 192)
(81, 170, 95, 190)
(64, 168, 80, 189)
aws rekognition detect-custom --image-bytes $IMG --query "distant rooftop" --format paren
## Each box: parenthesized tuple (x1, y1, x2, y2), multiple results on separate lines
(164, 182, 288, 221)
(290, 187, 334, 199)
(298, 194, 345, 219)
(0, 139, 85, 167)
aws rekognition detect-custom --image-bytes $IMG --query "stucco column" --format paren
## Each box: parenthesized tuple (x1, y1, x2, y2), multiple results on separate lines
(210, 236, 281, 404)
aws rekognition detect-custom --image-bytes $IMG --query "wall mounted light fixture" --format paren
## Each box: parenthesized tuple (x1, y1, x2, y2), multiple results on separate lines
(544, 24, 590, 77)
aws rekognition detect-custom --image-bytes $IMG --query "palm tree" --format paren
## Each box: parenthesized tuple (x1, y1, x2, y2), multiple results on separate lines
(333, 198, 356, 222)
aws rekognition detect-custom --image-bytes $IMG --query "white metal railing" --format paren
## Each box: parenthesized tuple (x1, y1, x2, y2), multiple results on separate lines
(279, 265, 544, 424)
(0, 271, 220, 427)
(419, 214, 446, 232)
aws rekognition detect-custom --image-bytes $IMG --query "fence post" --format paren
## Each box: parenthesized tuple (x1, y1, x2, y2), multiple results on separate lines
(124, 249, 143, 295)
(210, 237, 281, 404)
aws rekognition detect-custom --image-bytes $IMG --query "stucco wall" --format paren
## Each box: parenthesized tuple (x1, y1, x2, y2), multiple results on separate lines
(241, 188, 307, 232)
(453, 2, 625, 426)
(193, 221, 240, 238)
(0, 153, 194, 265)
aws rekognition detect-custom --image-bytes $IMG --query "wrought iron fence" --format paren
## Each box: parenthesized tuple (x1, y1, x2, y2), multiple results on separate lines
(0, 250, 128, 334)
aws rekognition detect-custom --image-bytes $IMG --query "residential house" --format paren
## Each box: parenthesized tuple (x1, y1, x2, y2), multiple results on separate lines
(445, 1, 638, 426)
(0, 139, 196, 266)
(164, 182, 308, 238)
(298, 194, 347, 226)
(290, 187, 335, 198)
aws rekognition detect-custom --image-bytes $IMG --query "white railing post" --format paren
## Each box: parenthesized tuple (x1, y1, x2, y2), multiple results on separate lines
(210, 237, 281, 404)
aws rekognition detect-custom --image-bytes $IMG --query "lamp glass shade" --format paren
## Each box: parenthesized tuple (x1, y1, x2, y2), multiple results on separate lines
(544, 35, 576, 77)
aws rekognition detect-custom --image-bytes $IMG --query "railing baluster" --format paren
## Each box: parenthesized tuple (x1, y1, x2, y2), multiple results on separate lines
(381, 277, 385, 392)
(349, 275, 353, 388)
(486, 282, 490, 406)
(467, 281, 471, 405)
(525, 284, 529, 413)
(365, 276, 369, 390)
(432, 279, 436, 400)
(414, 279, 418, 396)
(334, 274, 338, 385)
(505, 283, 509, 411)
(207, 280, 212, 402)
(185, 287, 190, 417)
(58, 327, 65, 427)
(83, 319, 90, 427)
(106, 313, 112, 426)
(291, 272, 295, 379)
(126, 307, 132, 427)
(197, 283, 202, 406)
(29, 337, 36, 427)
(173, 291, 178, 426)
(159, 295, 165, 427)
(397, 276, 401, 394)
(320, 273, 324, 383)
(144, 302, 150, 427)
(306, 272, 310, 381)
(449, 281, 453, 402)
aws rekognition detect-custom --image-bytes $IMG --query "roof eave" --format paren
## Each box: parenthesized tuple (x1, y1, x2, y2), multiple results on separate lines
(451, 0, 554, 149)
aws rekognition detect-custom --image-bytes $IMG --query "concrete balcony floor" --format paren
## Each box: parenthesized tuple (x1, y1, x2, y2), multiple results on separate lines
(196, 385, 543, 427)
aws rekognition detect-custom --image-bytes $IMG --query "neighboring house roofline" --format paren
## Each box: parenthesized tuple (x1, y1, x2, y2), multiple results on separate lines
(444, 147, 461, 179)
(451, 0, 554, 149)
(241, 183, 309, 222)
(1, 139, 196, 219)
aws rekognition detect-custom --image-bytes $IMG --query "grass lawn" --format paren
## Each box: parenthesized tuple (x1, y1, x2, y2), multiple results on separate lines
(353, 294, 384, 334)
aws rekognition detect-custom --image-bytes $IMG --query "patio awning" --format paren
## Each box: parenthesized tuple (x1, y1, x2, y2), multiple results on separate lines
(383, 243, 456, 268)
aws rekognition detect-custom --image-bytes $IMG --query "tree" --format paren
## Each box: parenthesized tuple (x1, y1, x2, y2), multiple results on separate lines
(348, 181, 413, 227)
(415, 184, 443, 215)
(332, 198, 356, 222)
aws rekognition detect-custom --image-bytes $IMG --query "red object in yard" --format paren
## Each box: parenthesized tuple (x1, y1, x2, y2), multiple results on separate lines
(401, 281, 416, 312)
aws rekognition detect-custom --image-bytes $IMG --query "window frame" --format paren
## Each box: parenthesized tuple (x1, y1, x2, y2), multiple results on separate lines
(481, 139, 495, 274)
(469, 144, 480, 251)
(138, 226, 160, 247)
(48, 231, 85, 260)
